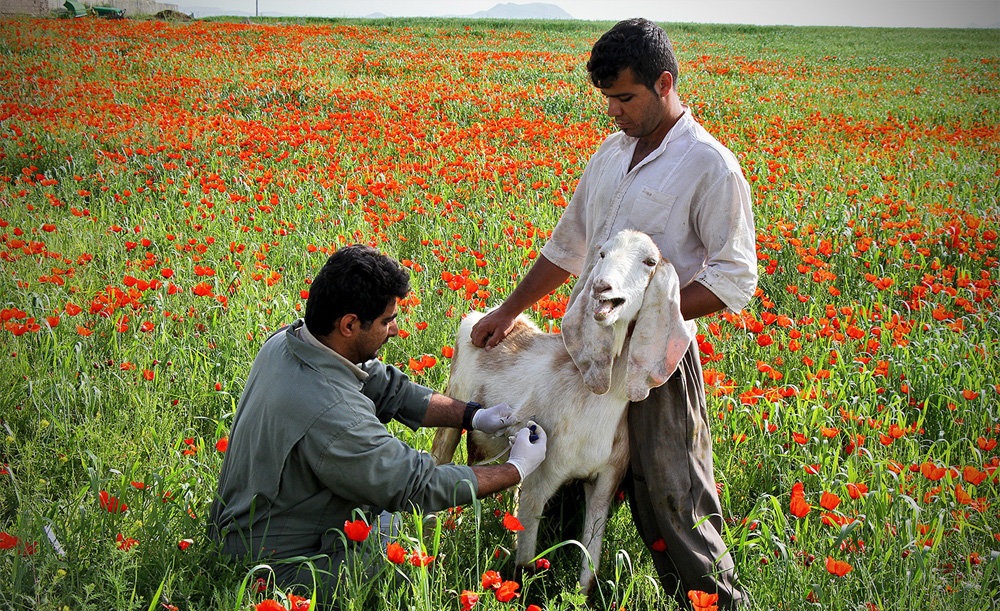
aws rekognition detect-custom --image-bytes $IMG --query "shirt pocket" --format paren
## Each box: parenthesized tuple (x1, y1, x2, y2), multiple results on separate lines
(629, 186, 676, 235)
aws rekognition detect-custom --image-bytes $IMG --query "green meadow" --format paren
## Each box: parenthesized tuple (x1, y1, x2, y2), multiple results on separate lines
(0, 15, 998, 611)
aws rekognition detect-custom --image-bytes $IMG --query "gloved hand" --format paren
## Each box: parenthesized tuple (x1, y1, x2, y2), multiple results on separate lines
(506, 421, 547, 481)
(471, 403, 514, 435)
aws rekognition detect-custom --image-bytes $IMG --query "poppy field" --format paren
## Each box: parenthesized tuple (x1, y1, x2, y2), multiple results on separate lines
(0, 15, 998, 611)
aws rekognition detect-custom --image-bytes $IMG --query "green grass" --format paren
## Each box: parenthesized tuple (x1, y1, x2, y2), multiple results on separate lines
(0, 15, 998, 611)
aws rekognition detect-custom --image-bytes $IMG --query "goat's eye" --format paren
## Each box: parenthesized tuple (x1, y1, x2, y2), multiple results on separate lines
(599, 251, 606, 259)
(644, 258, 657, 267)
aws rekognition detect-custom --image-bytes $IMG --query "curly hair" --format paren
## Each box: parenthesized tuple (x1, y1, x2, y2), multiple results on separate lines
(305, 244, 410, 336)
(586, 18, 679, 91)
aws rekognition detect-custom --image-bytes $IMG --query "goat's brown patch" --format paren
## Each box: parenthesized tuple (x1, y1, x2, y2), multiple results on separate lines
(474, 318, 543, 375)
(499, 318, 539, 353)
(550, 344, 575, 372)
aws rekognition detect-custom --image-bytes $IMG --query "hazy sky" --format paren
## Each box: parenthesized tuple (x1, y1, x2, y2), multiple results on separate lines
(177, 0, 1000, 28)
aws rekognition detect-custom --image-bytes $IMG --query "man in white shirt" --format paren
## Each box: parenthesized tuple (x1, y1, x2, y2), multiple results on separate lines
(471, 18, 757, 609)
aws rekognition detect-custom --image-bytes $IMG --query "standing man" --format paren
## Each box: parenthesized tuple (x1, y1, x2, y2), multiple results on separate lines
(210, 244, 547, 605)
(471, 18, 756, 609)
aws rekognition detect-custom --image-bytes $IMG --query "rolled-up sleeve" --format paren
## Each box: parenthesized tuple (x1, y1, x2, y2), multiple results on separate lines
(692, 169, 758, 312)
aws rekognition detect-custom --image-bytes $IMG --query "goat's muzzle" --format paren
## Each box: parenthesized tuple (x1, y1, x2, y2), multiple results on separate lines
(592, 283, 625, 321)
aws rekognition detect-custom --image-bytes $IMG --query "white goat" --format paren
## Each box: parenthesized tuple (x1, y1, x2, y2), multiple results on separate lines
(432, 229, 695, 592)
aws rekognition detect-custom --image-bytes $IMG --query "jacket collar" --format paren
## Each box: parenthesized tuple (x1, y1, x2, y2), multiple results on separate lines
(286, 319, 368, 383)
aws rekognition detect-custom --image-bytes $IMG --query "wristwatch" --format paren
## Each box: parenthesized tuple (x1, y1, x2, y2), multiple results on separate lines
(462, 401, 483, 431)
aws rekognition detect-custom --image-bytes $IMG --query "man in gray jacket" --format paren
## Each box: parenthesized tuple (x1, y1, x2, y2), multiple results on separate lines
(209, 244, 547, 604)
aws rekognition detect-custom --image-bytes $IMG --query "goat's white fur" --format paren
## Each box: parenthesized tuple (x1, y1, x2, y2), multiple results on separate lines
(432, 230, 695, 592)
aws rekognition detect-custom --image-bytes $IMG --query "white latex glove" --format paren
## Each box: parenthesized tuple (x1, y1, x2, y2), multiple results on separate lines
(471, 403, 514, 435)
(506, 421, 547, 481)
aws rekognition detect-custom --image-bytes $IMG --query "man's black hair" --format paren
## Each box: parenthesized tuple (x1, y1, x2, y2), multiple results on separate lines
(586, 17, 679, 91)
(305, 244, 410, 336)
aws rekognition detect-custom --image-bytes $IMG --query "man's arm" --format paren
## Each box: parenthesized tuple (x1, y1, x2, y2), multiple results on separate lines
(471, 255, 571, 349)
(421, 399, 549, 495)
(420, 393, 468, 428)
(471, 424, 548, 495)
(680, 281, 727, 321)
(470, 463, 523, 496)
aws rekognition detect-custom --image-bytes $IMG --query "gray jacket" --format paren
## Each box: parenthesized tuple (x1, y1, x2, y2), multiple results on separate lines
(208, 319, 476, 561)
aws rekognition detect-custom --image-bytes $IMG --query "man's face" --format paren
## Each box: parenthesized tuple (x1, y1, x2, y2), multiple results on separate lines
(599, 67, 668, 139)
(352, 299, 399, 362)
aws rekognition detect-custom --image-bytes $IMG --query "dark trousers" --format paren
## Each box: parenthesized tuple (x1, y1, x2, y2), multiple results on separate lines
(625, 340, 745, 609)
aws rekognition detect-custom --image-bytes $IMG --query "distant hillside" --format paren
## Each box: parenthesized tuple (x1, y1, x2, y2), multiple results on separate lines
(178, 2, 574, 20)
(468, 3, 573, 20)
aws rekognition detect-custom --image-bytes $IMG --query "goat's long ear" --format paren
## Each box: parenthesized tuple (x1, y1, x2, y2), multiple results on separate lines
(626, 261, 696, 402)
(562, 272, 616, 395)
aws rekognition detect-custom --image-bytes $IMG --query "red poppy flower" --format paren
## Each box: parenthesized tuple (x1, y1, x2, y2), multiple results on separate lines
(343, 519, 373, 542)
(920, 461, 946, 481)
(481, 569, 502, 590)
(688, 589, 720, 611)
(99, 490, 128, 513)
(288, 594, 310, 611)
(534, 557, 551, 570)
(0, 532, 18, 549)
(954, 484, 973, 505)
(215, 436, 229, 452)
(255, 601, 286, 611)
(790, 495, 811, 519)
(409, 550, 434, 566)
(846, 482, 868, 499)
(460, 590, 479, 611)
(494, 580, 520, 602)
(386, 541, 407, 564)
(192, 282, 213, 297)
(502, 512, 524, 532)
(116, 533, 139, 550)
(177, 538, 194, 550)
(820, 491, 841, 511)
(825, 556, 853, 577)
(963, 466, 987, 485)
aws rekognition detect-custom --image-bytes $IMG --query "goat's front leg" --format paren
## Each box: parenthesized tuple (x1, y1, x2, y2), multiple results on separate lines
(514, 473, 562, 569)
(577, 468, 622, 594)
(430, 427, 462, 465)
(578, 423, 630, 594)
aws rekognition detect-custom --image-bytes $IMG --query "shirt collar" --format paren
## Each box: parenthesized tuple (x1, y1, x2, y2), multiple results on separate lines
(297, 321, 368, 382)
(620, 106, 692, 159)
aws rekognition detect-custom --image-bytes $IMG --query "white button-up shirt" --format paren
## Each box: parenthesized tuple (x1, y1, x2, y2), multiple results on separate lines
(542, 110, 758, 313)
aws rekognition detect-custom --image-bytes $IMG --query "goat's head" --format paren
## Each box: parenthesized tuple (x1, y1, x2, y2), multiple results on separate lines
(562, 230, 695, 402)
(588, 231, 660, 326)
